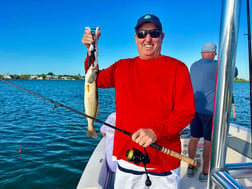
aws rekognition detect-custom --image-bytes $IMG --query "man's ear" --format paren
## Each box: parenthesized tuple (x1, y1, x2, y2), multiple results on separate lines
(161, 33, 165, 43)
(134, 33, 138, 43)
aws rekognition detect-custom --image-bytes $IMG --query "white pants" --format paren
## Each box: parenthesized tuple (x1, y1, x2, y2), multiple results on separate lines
(114, 162, 180, 189)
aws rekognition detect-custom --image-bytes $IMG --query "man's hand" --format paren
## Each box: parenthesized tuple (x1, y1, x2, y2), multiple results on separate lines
(131, 128, 157, 148)
(81, 27, 101, 56)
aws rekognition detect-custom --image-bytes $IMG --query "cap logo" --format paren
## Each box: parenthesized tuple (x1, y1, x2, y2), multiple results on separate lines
(144, 15, 151, 20)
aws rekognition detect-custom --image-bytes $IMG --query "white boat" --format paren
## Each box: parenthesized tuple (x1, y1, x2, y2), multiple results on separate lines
(77, 0, 252, 188)
(76, 123, 251, 189)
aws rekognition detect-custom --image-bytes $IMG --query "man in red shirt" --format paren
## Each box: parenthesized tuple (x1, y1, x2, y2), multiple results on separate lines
(82, 14, 195, 189)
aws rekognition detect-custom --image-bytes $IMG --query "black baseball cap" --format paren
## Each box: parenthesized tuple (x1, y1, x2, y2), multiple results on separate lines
(135, 14, 162, 31)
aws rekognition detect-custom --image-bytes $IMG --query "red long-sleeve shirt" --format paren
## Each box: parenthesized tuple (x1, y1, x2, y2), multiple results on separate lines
(85, 55, 195, 173)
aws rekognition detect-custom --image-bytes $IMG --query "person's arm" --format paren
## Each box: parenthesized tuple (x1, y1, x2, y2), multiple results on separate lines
(232, 95, 236, 121)
(151, 64, 195, 140)
(234, 67, 238, 78)
(100, 126, 106, 137)
(132, 64, 195, 147)
(100, 113, 116, 136)
(232, 67, 238, 120)
(100, 116, 109, 137)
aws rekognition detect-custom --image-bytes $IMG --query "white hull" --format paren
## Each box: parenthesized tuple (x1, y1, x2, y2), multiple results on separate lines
(77, 123, 252, 189)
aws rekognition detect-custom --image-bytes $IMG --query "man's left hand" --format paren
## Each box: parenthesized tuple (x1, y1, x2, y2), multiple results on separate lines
(131, 128, 157, 148)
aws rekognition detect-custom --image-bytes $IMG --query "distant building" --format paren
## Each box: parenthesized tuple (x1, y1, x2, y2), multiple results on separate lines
(3, 73, 11, 79)
(29, 75, 44, 80)
(30, 75, 38, 80)
(61, 76, 69, 80)
(46, 75, 59, 80)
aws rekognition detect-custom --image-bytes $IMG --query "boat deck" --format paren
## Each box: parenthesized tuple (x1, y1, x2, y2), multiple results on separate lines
(180, 124, 252, 189)
(77, 124, 252, 189)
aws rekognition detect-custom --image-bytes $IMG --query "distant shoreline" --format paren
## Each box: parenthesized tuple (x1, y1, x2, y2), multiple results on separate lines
(0, 73, 84, 80)
(0, 74, 250, 82)
(234, 78, 250, 82)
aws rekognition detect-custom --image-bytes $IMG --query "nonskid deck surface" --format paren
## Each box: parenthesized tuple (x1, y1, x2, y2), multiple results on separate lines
(180, 124, 252, 189)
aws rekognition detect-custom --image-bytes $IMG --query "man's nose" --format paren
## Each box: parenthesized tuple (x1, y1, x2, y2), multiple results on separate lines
(145, 33, 152, 41)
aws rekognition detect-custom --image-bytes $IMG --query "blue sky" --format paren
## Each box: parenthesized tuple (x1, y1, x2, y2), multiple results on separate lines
(0, 0, 250, 80)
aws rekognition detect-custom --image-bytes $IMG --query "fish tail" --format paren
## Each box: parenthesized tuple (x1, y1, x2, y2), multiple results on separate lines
(86, 118, 98, 138)
(86, 129, 98, 138)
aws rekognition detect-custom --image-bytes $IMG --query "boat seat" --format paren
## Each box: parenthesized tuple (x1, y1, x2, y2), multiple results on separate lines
(228, 136, 252, 159)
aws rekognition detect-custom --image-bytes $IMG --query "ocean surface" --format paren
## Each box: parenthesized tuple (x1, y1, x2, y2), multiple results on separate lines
(0, 80, 250, 189)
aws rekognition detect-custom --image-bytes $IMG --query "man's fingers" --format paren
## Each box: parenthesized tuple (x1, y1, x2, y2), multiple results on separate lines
(81, 29, 94, 48)
(131, 129, 156, 147)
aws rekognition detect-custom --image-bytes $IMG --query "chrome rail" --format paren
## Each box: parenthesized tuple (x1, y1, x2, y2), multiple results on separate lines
(226, 162, 252, 179)
(208, 0, 245, 188)
(210, 162, 252, 189)
(211, 170, 244, 189)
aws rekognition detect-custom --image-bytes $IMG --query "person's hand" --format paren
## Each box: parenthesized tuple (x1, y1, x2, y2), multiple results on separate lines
(100, 130, 106, 137)
(81, 27, 101, 55)
(131, 128, 157, 148)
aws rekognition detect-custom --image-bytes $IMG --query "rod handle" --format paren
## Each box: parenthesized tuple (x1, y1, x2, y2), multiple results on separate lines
(150, 143, 201, 167)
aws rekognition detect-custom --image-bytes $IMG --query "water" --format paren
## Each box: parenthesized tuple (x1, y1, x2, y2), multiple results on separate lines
(0, 80, 115, 189)
(231, 82, 251, 128)
(0, 80, 250, 189)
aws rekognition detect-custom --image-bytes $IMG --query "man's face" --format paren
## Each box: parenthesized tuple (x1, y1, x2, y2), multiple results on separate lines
(134, 22, 164, 60)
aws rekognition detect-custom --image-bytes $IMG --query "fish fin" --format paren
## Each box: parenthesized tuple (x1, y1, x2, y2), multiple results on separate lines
(86, 130, 98, 138)
(95, 105, 99, 117)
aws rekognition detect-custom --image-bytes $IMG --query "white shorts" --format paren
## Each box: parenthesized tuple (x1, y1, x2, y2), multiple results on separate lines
(114, 160, 180, 189)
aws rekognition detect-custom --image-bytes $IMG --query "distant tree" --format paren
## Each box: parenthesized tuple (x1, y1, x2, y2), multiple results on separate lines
(234, 77, 249, 82)
(20, 75, 29, 80)
(47, 72, 54, 76)
(11, 74, 20, 79)
(39, 74, 46, 80)
(72, 75, 81, 80)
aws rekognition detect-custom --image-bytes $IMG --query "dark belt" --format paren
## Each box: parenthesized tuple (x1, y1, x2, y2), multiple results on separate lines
(118, 164, 172, 176)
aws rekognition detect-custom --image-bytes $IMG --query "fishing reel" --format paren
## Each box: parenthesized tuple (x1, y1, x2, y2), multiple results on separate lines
(126, 148, 152, 187)
(126, 148, 150, 165)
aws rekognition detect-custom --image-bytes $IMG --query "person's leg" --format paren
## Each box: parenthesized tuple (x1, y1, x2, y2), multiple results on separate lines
(188, 136, 200, 166)
(150, 167, 180, 189)
(187, 136, 200, 177)
(188, 112, 202, 168)
(114, 164, 180, 189)
(199, 113, 213, 181)
(202, 139, 211, 174)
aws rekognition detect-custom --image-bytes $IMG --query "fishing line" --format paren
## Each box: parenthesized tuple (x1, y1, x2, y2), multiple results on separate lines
(0, 79, 130, 133)
(0, 79, 200, 167)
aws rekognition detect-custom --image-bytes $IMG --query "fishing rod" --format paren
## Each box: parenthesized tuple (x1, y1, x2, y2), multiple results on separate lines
(0, 79, 130, 136)
(0, 79, 200, 167)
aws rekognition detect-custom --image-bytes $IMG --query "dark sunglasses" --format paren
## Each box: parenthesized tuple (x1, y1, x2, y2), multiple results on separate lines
(136, 29, 162, 39)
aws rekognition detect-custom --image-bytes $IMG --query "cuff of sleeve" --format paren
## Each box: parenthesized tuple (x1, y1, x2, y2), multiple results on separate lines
(151, 126, 162, 142)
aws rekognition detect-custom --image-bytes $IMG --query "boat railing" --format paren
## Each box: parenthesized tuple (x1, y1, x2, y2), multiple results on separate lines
(225, 162, 252, 179)
(211, 162, 252, 189)
(208, 0, 252, 188)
